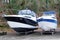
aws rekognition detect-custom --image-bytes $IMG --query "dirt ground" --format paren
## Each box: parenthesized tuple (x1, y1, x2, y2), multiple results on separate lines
(0, 30, 60, 40)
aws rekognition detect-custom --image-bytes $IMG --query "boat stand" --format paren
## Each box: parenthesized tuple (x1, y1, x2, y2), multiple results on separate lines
(0, 31, 7, 35)
(19, 31, 35, 35)
(40, 31, 55, 35)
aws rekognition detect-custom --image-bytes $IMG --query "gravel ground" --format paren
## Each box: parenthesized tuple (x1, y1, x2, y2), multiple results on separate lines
(0, 31, 60, 40)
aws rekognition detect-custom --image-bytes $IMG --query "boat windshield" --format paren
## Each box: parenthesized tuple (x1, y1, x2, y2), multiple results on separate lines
(18, 10, 36, 17)
(43, 11, 56, 16)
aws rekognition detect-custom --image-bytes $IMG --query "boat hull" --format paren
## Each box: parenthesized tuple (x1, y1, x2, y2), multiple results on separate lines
(12, 28, 37, 32)
(4, 17, 38, 32)
(37, 18, 57, 31)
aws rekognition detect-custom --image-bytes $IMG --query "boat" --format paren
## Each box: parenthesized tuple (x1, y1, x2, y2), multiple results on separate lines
(37, 11, 57, 32)
(3, 9, 38, 33)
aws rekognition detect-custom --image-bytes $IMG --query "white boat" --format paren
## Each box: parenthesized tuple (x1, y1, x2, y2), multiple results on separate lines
(37, 11, 57, 31)
(3, 9, 38, 33)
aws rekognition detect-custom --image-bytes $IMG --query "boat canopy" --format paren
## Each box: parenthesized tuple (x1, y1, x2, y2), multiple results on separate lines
(18, 10, 36, 17)
(43, 11, 56, 16)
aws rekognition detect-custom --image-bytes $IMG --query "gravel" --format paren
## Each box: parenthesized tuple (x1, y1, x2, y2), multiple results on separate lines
(0, 32, 60, 40)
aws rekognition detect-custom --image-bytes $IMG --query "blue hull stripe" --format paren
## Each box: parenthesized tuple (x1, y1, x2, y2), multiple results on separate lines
(37, 19, 57, 23)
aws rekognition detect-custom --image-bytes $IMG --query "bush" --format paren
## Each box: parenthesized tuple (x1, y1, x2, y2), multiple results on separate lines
(0, 24, 9, 28)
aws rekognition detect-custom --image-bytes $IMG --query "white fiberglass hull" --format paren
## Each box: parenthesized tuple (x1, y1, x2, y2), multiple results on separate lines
(3, 15, 38, 32)
(37, 17, 57, 31)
